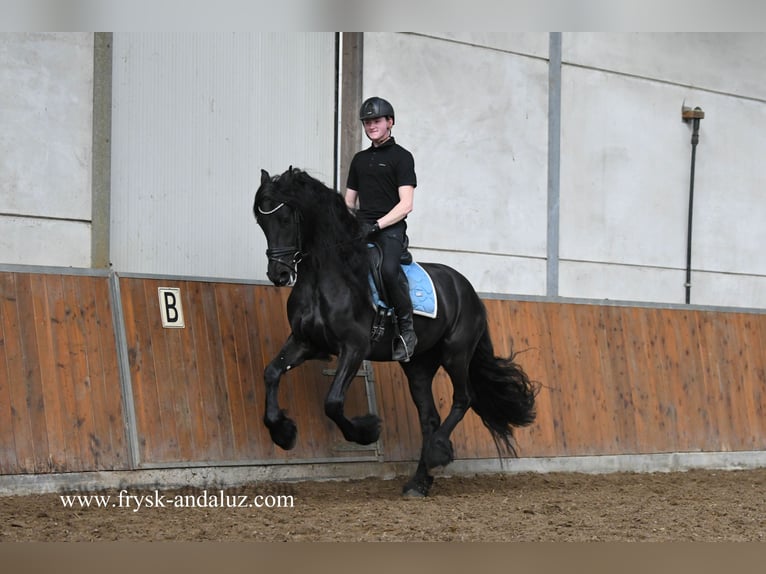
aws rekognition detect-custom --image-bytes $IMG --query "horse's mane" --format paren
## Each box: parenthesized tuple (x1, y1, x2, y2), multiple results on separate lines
(261, 168, 370, 291)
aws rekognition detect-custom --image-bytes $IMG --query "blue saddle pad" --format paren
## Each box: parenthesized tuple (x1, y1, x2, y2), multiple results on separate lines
(368, 262, 437, 319)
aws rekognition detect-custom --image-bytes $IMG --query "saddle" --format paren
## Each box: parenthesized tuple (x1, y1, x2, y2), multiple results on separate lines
(367, 237, 437, 343)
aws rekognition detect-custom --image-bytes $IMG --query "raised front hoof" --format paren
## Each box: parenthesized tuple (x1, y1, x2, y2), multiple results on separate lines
(402, 475, 434, 498)
(347, 414, 382, 445)
(265, 412, 297, 450)
(424, 436, 454, 469)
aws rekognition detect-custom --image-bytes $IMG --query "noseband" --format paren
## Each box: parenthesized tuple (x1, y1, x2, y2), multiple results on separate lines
(257, 202, 305, 282)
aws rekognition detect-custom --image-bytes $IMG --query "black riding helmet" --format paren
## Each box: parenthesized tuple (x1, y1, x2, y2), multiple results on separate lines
(359, 97, 395, 125)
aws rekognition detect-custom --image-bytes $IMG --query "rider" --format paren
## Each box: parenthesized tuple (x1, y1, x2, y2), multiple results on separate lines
(345, 96, 418, 362)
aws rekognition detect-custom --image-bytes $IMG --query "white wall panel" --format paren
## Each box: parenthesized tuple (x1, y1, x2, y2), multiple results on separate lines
(559, 261, 687, 305)
(559, 67, 693, 270)
(0, 33, 93, 267)
(0, 217, 91, 267)
(362, 33, 549, 296)
(559, 34, 766, 305)
(564, 33, 766, 101)
(110, 33, 336, 279)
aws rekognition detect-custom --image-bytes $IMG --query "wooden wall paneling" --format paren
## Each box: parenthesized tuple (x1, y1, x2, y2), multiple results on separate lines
(546, 302, 578, 454)
(573, 304, 612, 454)
(373, 361, 420, 462)
(154, 281, 194, 460)
(0, 274, 19, 472)
(185, 281, 225, 460)
(80, 275, 127, 468)
(633, 307, 662, 452)
(199, 280, 239, 460)
(0, 272, 127, 475)
(732, 312, 766, 450)
(616, 308, 649, 453)
(47, 275, 85, 469)
(738, 314, 766, 448)
(665, 309, 699, 452)
(599, 306, 638, 454)
(507, 300, 559, 458)
(213, 283, 253, 458)
(62, 275, 100, 470)
(749, 314, 766, 446)
(18, 275, 53, 472)
(122, 278, 166, 462)
(647, 309, 682, 452)
(1, 273, 37, 472)
(177, 282, 214, 460)
(28, 274, 55, 471)
(716, 313, 753, 451)
(548, 303, 589, 455)
(693, 311, 725, 451)
(516, 300, 564, 457)
(223, 283, 270, 459)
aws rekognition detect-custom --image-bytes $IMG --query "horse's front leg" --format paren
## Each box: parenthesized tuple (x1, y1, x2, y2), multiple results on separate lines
(264, 334, 315, 450)
(324, 344, 381, 445)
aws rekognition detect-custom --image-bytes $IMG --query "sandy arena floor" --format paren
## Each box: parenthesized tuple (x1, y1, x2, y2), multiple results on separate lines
(1, 468, 765, 542)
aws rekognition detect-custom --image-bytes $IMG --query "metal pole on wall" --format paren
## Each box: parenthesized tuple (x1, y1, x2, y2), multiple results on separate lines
(682, 105, 705, 304)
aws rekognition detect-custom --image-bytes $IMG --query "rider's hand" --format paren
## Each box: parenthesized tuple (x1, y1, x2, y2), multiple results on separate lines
(360, 221, 380, 241)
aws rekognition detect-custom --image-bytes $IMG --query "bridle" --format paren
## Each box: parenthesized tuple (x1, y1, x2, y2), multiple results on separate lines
(257, 201, 305, 283)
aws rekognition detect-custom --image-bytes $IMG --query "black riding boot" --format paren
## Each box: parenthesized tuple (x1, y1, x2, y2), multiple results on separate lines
(391, 273, 418, 362)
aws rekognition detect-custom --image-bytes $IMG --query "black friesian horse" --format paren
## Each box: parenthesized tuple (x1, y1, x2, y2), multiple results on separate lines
(253, 167, 537, 496)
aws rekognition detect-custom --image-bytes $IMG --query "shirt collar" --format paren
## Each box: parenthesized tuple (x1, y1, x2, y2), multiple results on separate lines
(369, 136, 395, 150)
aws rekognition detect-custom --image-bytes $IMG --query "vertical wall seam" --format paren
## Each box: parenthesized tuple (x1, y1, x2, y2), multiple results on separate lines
(547, 32, 562, 297)
(109, 271, 141, 468)
(91, 33, 113, 268)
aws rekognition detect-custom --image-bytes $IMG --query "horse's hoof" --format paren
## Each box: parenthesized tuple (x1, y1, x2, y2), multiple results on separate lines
(349, 414, 381, 445)
(402, 475, 433, 498)
(266, 413, 297, 450)
(425, 436, 454, 469)
(402, 487, 427, 498)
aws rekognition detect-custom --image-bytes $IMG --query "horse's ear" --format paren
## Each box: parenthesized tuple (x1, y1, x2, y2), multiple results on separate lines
(261, 169, 270, 184)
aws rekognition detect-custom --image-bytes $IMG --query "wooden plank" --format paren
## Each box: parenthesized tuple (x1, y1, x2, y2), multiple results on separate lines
(599, 306, 638, 454)
(508, 300, 557, 457)
(30, 274, 65, 472)
(14, 274, 50, 472)
(140, 279, 180, 460)
(155, 281, 195, 461)
(62, 275, 100, 470)
(122, 278, 165, 462)
(214, 283, 253, 457)
(0, 273, 22, 473)
(184, 281, 224, 460)
(81, 276, 127, 469)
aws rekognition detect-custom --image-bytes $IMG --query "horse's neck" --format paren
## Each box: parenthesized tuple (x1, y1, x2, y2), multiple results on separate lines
(297, 255, 369, 300)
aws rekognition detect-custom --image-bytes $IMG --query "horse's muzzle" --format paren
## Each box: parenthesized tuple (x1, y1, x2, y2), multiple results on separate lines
(267, 261, 297, 287)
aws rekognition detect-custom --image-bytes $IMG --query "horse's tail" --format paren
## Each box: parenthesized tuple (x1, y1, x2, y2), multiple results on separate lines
(468, 326, 538, 456)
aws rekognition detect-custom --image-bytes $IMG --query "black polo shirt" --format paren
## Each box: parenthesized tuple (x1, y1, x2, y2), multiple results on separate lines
(346, 137, 417, 222)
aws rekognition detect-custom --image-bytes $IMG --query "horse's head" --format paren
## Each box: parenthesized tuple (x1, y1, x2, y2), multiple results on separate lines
(253, 168, 303, 286)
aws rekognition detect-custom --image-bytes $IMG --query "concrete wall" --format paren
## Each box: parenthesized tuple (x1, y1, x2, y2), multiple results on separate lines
(109, 33, 337, 279)
(0, 33, 93, 268)
(558, 33, 766, 307)
(2, 32, 765, 310)
(362, 32, 766, 308)
(362, 33, 551, 297)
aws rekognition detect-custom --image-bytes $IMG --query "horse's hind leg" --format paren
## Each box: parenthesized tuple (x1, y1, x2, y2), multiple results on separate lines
(425, 347, 475, 469)
(264, 335, 315, 450)
(400, 348, 442, 497)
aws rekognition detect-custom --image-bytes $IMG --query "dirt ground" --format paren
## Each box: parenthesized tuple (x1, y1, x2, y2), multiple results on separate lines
(1, 468, 765, 542)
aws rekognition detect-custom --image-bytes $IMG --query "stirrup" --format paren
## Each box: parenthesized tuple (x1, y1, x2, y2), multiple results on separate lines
(391, 335, 413, 362)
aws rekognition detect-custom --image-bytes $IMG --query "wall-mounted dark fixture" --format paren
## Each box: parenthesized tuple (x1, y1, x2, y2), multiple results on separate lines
(682, 105, 705, 304)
